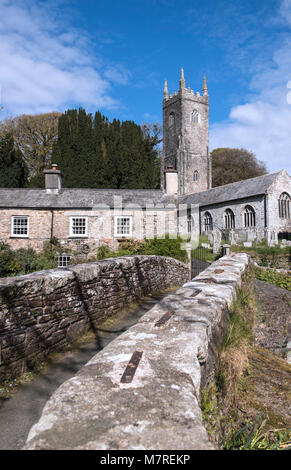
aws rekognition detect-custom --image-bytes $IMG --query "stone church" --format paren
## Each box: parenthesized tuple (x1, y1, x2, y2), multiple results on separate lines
(0, 69, 290, 265)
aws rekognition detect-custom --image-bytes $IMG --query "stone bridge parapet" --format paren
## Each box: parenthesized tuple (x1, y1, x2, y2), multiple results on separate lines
(0, 255, 189, 381)
(23, 253, 249, 450)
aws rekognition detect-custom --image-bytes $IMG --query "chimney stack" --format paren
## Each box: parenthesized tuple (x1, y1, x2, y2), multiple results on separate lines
(165, 165, 178, 195)
(44, 164, 62, 193)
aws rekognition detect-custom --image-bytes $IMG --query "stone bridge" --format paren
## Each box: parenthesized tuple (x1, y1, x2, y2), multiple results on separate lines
(0, 253, 249, 450)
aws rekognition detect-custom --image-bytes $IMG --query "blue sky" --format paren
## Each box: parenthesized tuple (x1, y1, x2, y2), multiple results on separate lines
(0, 0, 291, 173)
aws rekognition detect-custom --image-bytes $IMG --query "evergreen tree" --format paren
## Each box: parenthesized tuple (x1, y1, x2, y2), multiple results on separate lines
(52, 108, 161, 189)
(0, 133, 28, 187)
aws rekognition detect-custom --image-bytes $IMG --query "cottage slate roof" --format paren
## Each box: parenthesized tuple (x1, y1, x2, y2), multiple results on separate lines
(0, 188, 175, 209)
(178, 172, 281, 207)
(0, 171, 286, 210)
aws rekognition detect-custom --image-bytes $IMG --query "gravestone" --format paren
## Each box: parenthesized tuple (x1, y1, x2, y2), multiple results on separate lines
(212, 231, 222, 254)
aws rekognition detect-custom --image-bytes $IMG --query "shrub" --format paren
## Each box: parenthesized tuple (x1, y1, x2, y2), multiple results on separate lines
(30, 242, 58, 271)
(96, 245, 115, 260)
(254, 267, 291, 291)
(0, 241, 60, 278)
(138, 235, 189, 263)
(0, 242, 16, 277)
(96, 235, 189, 263)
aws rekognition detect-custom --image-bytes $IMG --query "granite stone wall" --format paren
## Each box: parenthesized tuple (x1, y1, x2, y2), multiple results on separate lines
(0, 256, 189, 381)
(23, 252, 249, 450)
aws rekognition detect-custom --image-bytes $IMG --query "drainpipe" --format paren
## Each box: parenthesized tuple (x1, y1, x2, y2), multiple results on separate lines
(50, 209, 54, 245)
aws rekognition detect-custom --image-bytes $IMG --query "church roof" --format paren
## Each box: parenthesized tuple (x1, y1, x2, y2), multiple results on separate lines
(0, 188, 174, 209)
(178, 172, 281, 207)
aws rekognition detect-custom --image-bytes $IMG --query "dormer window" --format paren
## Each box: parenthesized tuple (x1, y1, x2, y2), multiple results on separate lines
(191, 109, 200, 124)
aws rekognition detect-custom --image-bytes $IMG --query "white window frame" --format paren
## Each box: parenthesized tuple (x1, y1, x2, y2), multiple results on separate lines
(114, 216, 132, 237)
(11, 216, 29, 238)
(69, 216, 88, 237)
(57, 254, 71, 268)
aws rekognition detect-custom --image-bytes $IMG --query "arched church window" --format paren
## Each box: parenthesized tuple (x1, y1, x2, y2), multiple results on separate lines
(224, 208, 235, 229)
(169, 112, 175, 129)
(193, 170, 199, 182)
(203, 212, 213, 232)
(191, 109, 200, 124)
(278, 192, 290, 219)
(243, 205, 256, 228)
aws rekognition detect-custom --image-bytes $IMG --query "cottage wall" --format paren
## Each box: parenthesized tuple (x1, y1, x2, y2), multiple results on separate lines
(0, 207, 177, 254)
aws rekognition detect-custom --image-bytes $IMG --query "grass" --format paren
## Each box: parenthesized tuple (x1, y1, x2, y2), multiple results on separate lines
(215, 269, 257, 406)
(230, 240, 290, 269)
(224, 412, 291, 450)
(200, 266, 291, 450)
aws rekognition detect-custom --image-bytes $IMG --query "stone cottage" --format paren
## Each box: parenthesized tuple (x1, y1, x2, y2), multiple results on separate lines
(0, 69, 290, 265)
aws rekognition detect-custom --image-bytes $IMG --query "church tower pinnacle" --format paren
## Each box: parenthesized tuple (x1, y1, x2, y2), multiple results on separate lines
(179, 67, 186, 90)
(162, 69, 212, 195)
(202, 74, 208, 96)
(163, 80, 169, 99)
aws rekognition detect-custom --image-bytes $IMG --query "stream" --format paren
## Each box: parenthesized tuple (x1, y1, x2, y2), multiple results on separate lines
(0, 290, 172, 450)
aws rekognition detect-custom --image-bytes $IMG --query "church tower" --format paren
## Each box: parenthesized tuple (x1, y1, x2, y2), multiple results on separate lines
(162, 69, 211, 195)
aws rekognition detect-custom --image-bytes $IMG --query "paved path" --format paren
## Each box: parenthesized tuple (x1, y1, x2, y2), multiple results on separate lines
(0, 292, 169, 450)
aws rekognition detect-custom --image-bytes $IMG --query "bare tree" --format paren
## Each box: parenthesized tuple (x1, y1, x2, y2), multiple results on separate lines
(0, 112, 61, 181)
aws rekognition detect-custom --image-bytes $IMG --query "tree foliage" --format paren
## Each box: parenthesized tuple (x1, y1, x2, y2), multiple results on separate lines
(211, 147, 267, 187)
(0, 112, 61, 186)
(0, 133, 28, 187)
(52, 108, 161, 189)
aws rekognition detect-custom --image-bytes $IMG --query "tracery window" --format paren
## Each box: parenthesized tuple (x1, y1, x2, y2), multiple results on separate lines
(278, 192, 290, 219)
(224, 208, 235, 229)
(191, 109, 199, 124)
(193, 170, 199, 182)
(243, 205, 256, 228)
(203, 212, 213, 232)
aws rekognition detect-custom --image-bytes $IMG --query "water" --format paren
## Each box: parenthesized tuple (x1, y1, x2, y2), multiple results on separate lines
(0, 291, 172, 450)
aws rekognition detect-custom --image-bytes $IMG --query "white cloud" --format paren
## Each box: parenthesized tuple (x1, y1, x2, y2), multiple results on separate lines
(0, 0, 121, 116)
(211, 1, 291, 174)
